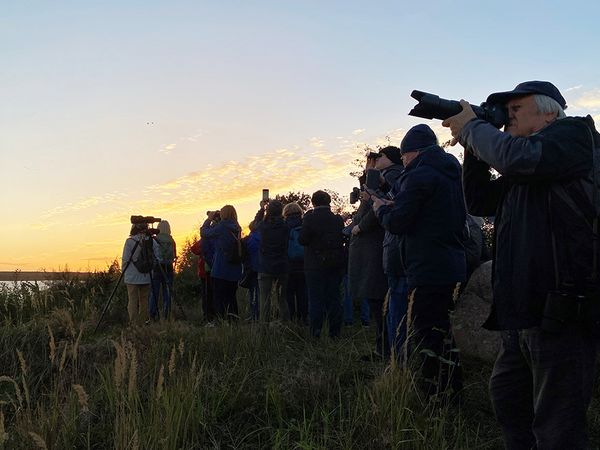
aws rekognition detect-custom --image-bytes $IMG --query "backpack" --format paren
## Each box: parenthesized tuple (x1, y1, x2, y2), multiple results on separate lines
(156, 234, 175, 264)
(287, 225, 304, 261)
(224, 231, 242, 264)
(132, 236, 154, 274)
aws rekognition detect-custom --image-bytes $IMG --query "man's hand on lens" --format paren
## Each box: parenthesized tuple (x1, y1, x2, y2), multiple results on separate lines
(372, 197, 394, 212)
(442, 100, 477, 145)
(351, 225, 361, 236)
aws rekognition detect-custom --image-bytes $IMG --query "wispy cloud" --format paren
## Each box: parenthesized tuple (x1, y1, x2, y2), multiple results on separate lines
(352, 129, 365, 135)
(568, 88, 600, 110)
(309, 137, 325, 148)
(566, 85, 583, 92)
(160, 143, 177, 154)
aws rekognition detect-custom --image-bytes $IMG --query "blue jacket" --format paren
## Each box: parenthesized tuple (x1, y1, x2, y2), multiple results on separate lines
(460, 116, 598, 330)
(377, 146, 466, 287)
(244, 229, 261, 272)
(200, 219, 242, 282)
(285, 213, 304, 273)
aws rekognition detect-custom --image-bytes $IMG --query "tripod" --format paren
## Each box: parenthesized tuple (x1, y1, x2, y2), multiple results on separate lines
(94, 232, 184, 333)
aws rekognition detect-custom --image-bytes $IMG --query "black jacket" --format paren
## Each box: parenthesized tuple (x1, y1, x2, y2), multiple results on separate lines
(299, 206, 345, 271)
(377, 146, 466, 288)
(254, 209, 289, 275)
(380, 164, 405, 277)
(460, 116, 598, 330)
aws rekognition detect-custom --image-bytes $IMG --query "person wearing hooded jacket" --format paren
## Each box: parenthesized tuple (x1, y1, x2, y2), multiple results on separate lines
(200, 205, 243, 320)
(374, 124, 466, 399)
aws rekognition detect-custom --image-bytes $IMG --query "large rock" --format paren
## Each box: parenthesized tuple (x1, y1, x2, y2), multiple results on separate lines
(452, 261, 500, 362)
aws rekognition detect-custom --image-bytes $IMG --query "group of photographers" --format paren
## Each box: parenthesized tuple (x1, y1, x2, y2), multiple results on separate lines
(122, 219, 177, 325)
(125, 80, 600, 448)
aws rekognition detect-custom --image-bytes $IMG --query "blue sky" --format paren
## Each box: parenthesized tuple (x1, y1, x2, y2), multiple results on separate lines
(2, 0, 600, 270)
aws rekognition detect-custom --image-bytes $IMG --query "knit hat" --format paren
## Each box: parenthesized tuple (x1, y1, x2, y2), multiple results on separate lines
(400, 124, 438, 154)
(378, 146, 402, 164)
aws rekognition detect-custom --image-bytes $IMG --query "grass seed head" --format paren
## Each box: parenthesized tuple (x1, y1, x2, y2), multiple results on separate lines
(28, 431, 48, 450)
(16, 350, 27, 376)
(168, 345, 176, 376)
(72, 384, 89, 413)
(47, 325, 56, 365)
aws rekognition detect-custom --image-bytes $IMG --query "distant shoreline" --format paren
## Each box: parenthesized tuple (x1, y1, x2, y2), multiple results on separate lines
(0, 271, 93, 282)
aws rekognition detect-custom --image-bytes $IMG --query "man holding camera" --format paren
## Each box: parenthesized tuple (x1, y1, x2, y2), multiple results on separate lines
(373, 125, 466, 398)
(443, 81, 599, 449)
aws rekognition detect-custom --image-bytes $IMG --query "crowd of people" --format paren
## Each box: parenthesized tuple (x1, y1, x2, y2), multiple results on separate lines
(121, 80, 600, 449)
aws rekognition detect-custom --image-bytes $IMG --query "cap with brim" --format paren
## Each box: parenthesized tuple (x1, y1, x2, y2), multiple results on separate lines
(486, 80, 566, 109)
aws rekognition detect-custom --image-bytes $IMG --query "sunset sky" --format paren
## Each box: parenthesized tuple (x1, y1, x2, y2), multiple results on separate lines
(3, 1, 600, 272)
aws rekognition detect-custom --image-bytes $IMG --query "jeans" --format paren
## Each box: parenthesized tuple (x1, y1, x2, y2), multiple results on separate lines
(305, 269, 344, 338)
(212, 277, 239, 320)
(149, 264, 173, 320)
(386, 275, 409, 361)
(490, 327, 597, 450)
(287, 271, 308, 323)
(258, 273, 289, 322)
(408, 285, 462, 397)
(342, 275, 370, 325)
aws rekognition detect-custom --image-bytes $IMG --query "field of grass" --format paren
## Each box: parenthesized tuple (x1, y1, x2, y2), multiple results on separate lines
(0, 269, 597, 449)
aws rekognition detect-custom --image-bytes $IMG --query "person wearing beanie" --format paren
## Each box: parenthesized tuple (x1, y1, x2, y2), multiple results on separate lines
(373, 124, 466, 398)
(443, 81, 599, 448)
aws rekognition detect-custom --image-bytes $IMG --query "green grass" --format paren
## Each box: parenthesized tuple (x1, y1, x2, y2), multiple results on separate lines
(0, 271, 595, 449)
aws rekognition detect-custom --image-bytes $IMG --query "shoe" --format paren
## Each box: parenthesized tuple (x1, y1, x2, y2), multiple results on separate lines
(205, 322, 216, 328)
(361, 321, 370, 328)
(344, 321, 353, 326)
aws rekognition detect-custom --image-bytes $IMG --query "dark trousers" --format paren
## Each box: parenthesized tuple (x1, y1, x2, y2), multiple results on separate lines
(212, 277, 239, 320)
(201, 276, 216, 322)
(490, 327, 597, 450)
(368, 298, 390, 359)
(408, 285, 462, 397)
(287, 271, 308, 323)
(305, 269, 343, 338)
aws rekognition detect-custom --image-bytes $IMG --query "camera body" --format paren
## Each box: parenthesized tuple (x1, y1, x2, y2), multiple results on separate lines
(207, 210, 221, 221)
(349, 187, 361, 204)
(408, 90, 508, 129)
(130, 215, 160, 235)
(130, 215, 161, 225)
(541, 283, 600, 336)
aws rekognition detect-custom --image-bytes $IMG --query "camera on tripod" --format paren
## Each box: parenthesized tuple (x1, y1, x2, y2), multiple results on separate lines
(130, 215, 161, 235)
(408, 90, 508, 129)
(349, 187, 361, 204)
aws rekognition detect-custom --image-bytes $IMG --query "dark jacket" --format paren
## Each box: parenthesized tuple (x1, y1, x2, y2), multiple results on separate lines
(242, 229, 261, 273)
(254, 209, 289, 275)
(200, 218, 242, 282)
(348, 200, 388, 300)
(285, 213, 304, 273)
(299, 206, 345, 271)
(377, 145, 466, 288)
(380, 164, 405, 277)
(460, 116, 598, 330)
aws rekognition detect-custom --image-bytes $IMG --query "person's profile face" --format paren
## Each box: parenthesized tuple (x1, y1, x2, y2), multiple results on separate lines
(401, 151, 419, 167)
(375, 153, 392, 170)
(505, 95, 555, 137)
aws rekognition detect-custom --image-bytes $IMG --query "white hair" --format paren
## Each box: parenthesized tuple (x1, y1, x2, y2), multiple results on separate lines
(533, 94, 566, 119)
(158, 220, 171, 235)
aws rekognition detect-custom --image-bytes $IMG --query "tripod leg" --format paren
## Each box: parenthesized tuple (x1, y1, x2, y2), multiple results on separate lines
(94, 238, 141, 333)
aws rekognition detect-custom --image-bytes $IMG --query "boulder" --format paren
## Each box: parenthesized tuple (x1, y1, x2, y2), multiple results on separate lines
(452, 261, 501, 362)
